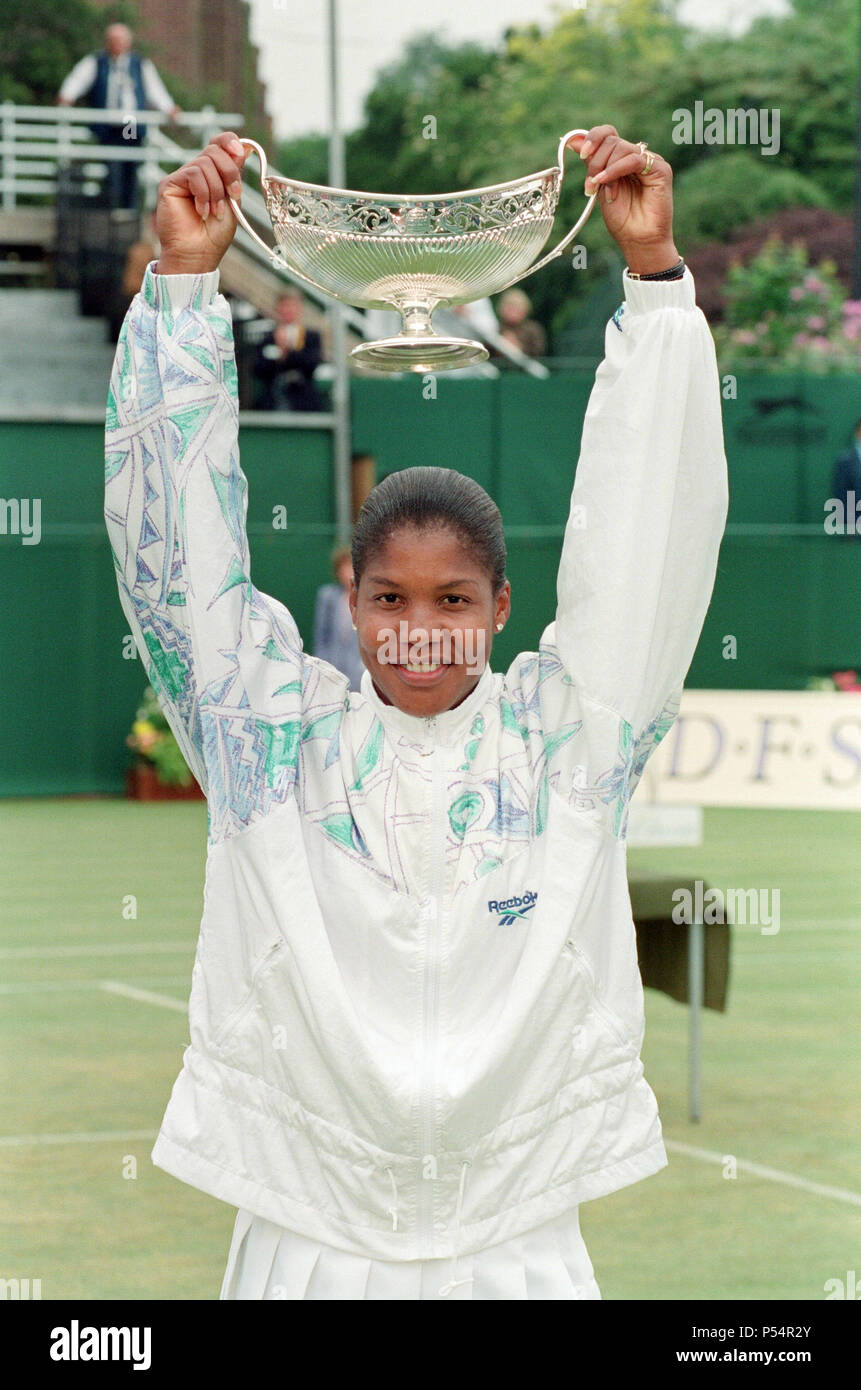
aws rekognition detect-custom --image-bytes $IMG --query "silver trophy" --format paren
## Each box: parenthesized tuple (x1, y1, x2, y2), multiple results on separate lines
(228, 130, 597, 372)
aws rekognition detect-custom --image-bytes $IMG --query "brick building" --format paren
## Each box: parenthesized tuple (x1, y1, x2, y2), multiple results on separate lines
(91, 0, 272, 139)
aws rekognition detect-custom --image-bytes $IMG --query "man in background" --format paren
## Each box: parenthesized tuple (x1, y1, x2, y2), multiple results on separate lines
(831, 417, 861, 540)
(254, 289, 325, 412)
(56, 23, 182, 211)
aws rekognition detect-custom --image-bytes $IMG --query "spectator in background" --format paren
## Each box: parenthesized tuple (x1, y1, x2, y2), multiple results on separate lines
(313, 547, 364, 692)
(254, 289, 325, 411)
(832, 417, 861, 538)
(496, 288, 547, 358)
(56, 23, 182, 211)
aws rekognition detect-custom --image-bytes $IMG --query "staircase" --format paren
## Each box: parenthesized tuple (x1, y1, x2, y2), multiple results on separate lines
(0, 288, 119, 411)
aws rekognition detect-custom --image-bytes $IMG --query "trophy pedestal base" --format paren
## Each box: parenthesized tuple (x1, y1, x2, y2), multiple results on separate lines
(351, 336, 489, 374)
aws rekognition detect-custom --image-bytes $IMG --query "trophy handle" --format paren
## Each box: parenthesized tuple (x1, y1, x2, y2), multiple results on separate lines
(226, 138, 338, 300)
(493, 128, 598, 294)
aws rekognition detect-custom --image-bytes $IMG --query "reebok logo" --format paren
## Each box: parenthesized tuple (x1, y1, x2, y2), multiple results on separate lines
(488, 890, 538, 925)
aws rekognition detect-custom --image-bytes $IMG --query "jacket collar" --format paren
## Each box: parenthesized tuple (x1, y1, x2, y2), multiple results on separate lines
(360, 663, 494, 748)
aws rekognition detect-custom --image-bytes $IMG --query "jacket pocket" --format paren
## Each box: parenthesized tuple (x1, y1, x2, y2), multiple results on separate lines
(210, 937, 286, 1052)
(562, 936, 638, 1053)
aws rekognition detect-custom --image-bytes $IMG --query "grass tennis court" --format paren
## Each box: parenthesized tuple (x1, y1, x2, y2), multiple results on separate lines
(1, 798, 859, 1300)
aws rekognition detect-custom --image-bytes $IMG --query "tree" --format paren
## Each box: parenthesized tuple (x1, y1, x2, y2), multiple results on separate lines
(672, 152, 828, 248)
(0, 0, 119, 104)
(271, 0, 858, 346)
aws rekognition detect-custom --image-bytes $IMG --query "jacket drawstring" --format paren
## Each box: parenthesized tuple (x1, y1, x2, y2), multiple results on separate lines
(384, 1165, 400, 1231)
(438, 1160, 473, 1298)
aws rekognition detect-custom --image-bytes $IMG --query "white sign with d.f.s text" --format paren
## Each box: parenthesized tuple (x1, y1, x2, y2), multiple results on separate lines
(637, 691, 861, 810)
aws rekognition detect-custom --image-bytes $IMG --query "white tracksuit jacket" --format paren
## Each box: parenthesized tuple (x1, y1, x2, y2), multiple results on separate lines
(104, 259, 728, 1263)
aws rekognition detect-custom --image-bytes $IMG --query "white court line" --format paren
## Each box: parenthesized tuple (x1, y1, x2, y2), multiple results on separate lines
(666, 1140, 861, 1208)
(2, 1126, 860, 1214)
(0, 978, 189, 995)
(0, 1129, 158, 1149)
(99, 980, 187, 1013)
(0, 942, 192, 960)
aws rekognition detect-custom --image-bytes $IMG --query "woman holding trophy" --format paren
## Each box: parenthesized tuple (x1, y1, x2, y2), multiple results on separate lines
(104, 126, 727, 1299)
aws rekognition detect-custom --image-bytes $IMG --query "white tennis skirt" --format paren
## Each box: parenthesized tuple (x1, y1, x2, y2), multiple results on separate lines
(219, 1204, 602, 1301)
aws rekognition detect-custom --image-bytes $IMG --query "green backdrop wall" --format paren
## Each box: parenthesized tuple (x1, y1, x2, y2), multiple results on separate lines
(2, 369, 860, 796)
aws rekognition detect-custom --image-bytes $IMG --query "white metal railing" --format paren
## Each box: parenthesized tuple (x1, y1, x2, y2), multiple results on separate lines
(0, 103, 237, 206)
(0, 102, 546, 374)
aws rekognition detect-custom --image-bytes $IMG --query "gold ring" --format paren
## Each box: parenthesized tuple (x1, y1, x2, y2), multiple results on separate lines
(637, 141, 657, 174)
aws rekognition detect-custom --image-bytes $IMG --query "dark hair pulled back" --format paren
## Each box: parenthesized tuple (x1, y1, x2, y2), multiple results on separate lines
(351, 466, 506, 594)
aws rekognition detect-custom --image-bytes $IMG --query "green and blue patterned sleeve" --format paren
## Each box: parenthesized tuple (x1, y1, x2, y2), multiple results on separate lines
(104, 261, 308, 841)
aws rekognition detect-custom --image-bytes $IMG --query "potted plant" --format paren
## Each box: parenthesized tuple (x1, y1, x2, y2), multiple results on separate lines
(125, 684, 205, 800)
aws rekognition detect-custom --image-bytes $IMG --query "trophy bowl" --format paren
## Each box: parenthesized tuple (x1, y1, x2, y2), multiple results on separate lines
(228, 131, 597, 373)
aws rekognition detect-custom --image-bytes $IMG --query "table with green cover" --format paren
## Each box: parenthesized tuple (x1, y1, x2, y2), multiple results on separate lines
(627, 872, 732, 1122)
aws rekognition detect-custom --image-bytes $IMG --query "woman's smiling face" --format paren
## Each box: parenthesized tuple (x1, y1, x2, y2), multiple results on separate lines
(349, 524, 510, 717)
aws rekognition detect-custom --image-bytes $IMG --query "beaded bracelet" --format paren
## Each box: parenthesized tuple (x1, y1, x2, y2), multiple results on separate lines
(625, 258, 686, 281)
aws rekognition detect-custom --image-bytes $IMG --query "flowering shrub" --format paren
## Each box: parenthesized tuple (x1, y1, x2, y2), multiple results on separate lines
(805, 670, 861, 692)
(125, 685, 196, 787)
(712, 236, 861, 373)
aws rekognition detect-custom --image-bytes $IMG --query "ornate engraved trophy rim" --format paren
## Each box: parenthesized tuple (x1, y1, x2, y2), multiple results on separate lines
(261, 163, 560, 206)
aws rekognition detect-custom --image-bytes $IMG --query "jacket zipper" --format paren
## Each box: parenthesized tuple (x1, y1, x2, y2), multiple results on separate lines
(212, 938, 285, 1049)
(419, 714, 442, 1252)
(564, 936, 635, 1051)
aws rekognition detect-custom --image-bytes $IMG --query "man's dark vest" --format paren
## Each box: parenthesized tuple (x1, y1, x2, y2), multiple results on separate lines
(83, 51, 148, 144)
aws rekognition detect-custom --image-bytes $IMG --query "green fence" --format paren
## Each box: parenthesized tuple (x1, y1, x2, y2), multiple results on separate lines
(1, 369, 860, 796)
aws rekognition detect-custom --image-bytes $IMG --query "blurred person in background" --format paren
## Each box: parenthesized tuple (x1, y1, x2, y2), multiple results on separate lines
(313, 547, 364, 692)
(254, 289, 325, 411)
(56, 23, 182, 211)
(495, 288, 547, 358)
(831, 417, 861, 540)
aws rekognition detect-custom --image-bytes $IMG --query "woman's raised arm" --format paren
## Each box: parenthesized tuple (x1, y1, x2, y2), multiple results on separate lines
(550, 129, 728, 739)
(104, 135, 320, 843)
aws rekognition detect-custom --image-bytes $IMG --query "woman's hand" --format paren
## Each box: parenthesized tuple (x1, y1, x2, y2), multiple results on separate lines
(566, 125, 680, 276)
(155, 131, 248, 276)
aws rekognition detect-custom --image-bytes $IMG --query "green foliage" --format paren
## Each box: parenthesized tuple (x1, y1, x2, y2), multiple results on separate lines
(671, 152, 829, 249)
(712, 236, 861, 373)
(270, 0, 854, 346)
(0, 0, 124, 103)
(0, 0, 243, 149)
(276, 133, 330, 187)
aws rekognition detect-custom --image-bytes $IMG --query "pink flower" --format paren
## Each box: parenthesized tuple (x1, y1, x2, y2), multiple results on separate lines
(790, 286, 805, 301)
(792, 331, 811, 346)
(732, 329, 757, 345)
(843, 300, 861, 316)
(842, 320, 861, 341)
(754, 320, 769, 335)
(806, 315, 826, 330)
(810, 336, 832, 352)
(803, 274, 826, 293)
